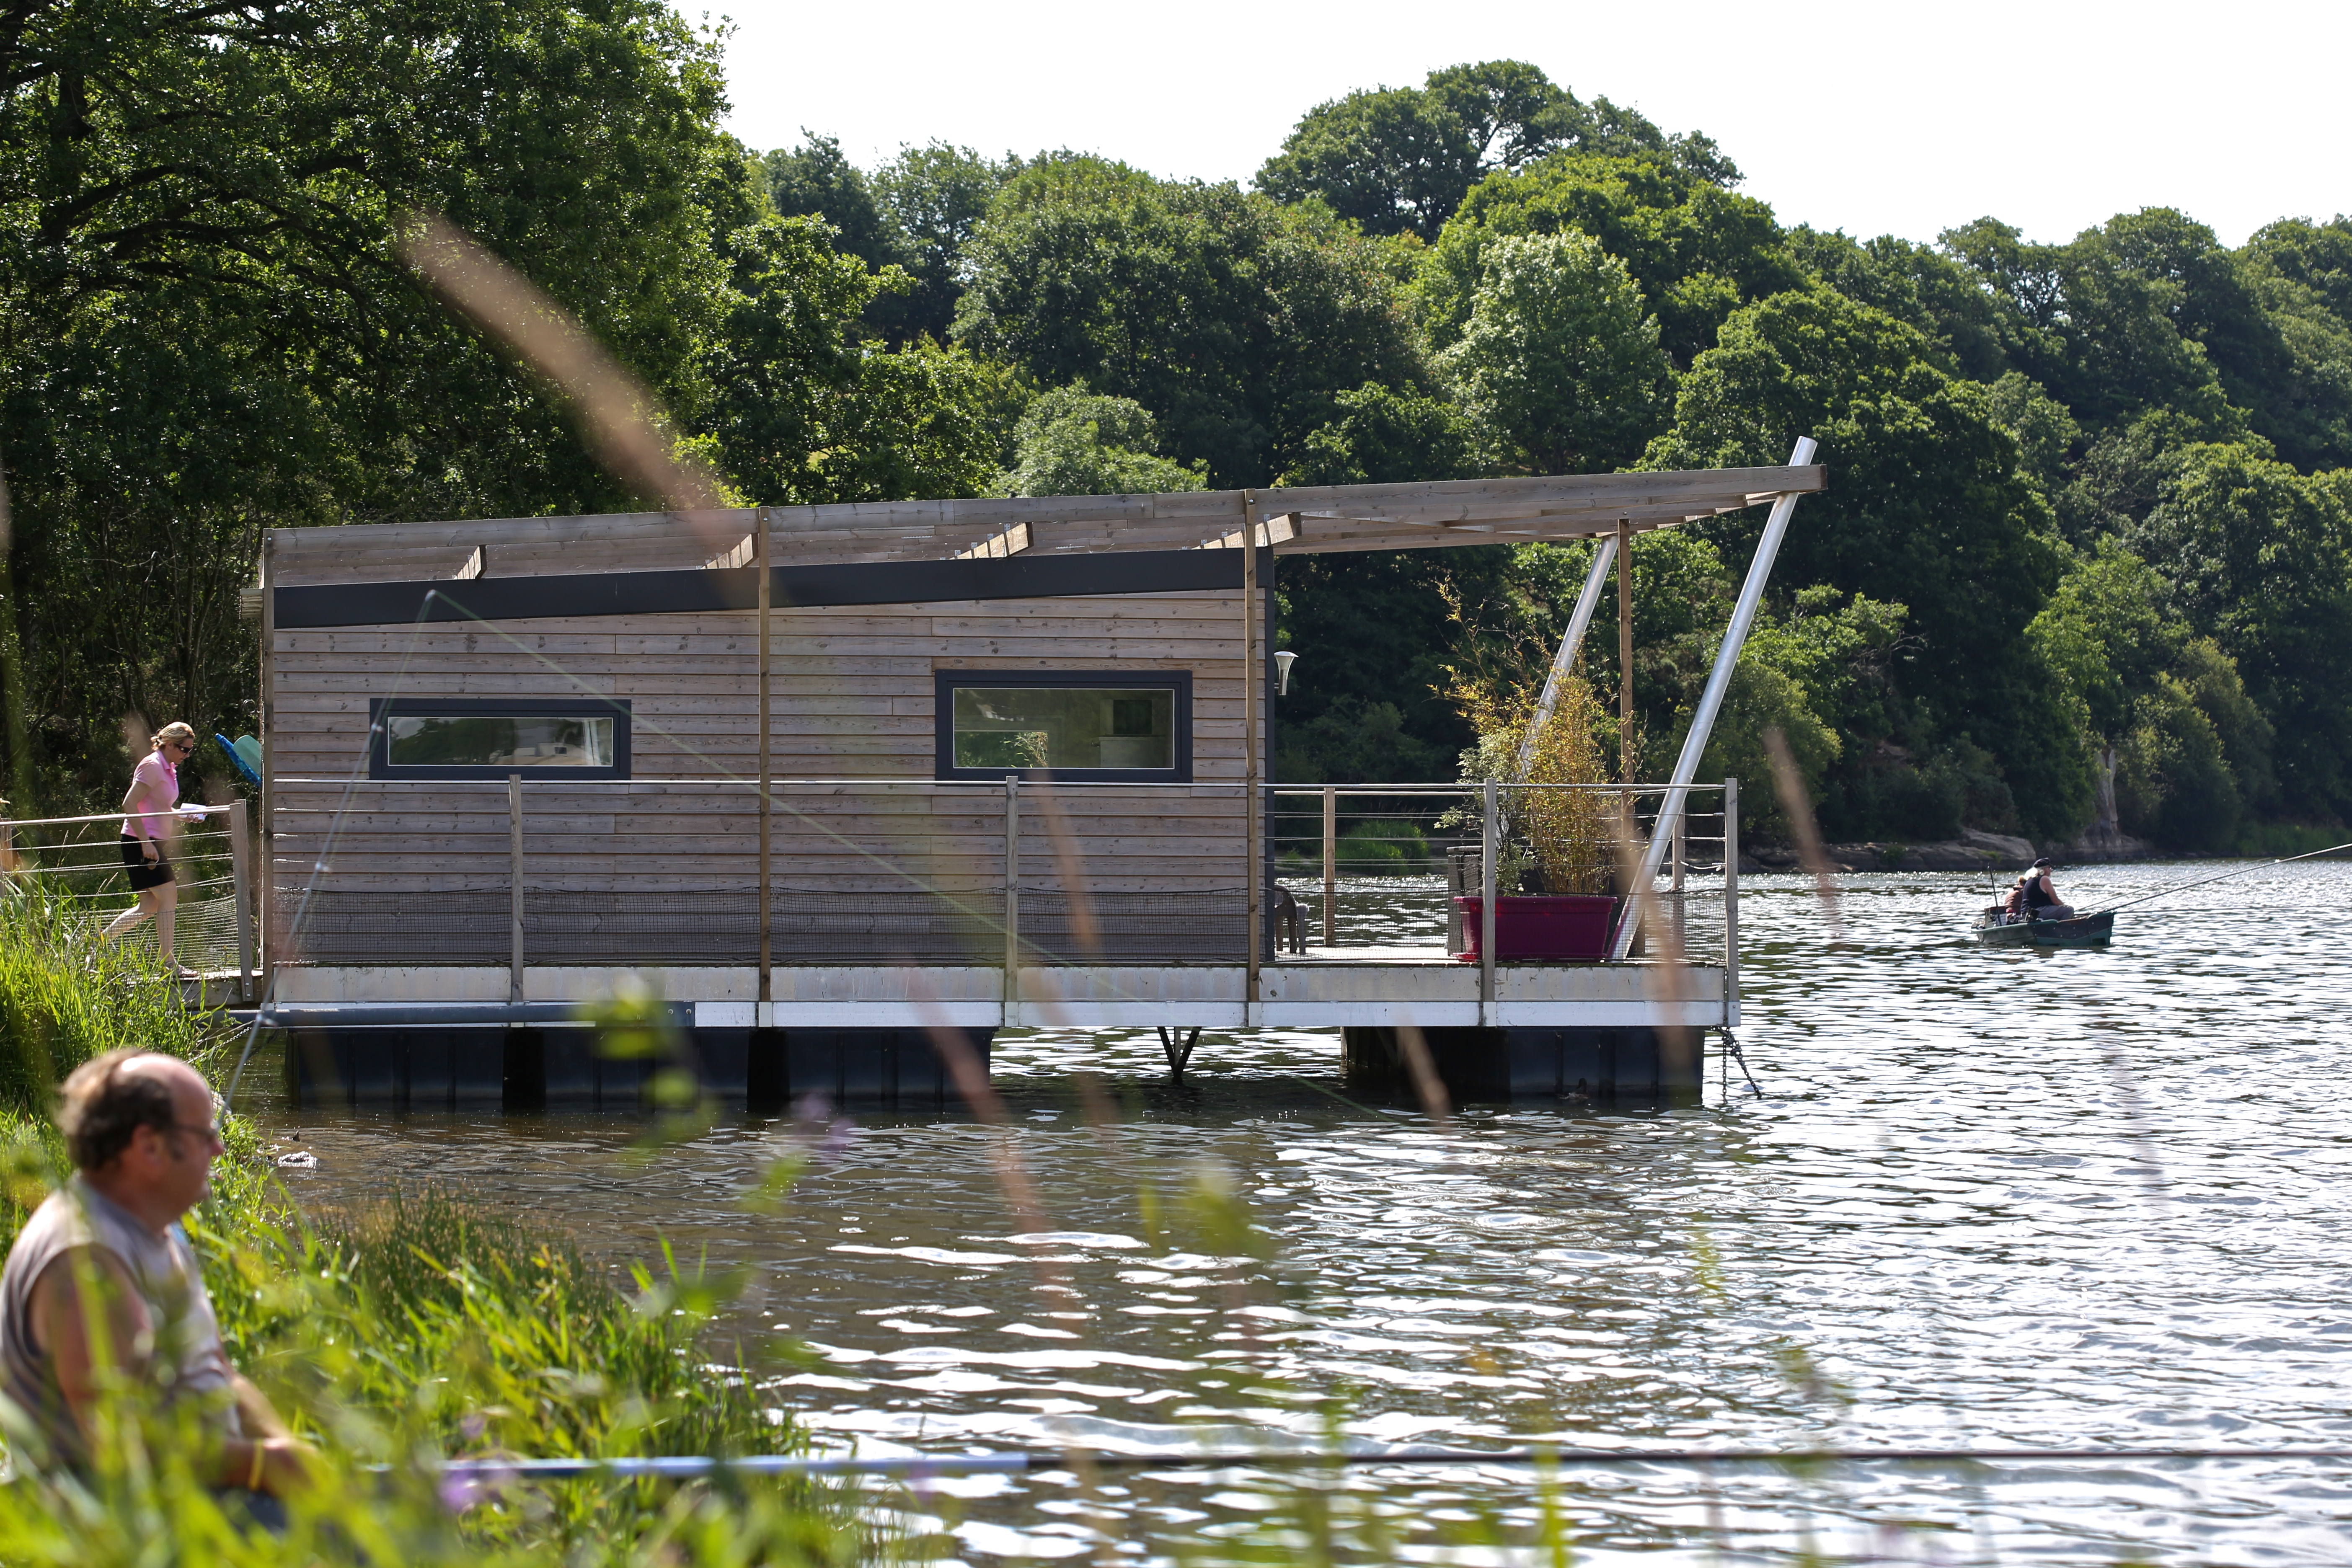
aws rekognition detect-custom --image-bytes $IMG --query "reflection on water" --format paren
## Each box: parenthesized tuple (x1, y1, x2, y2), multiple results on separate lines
(255, 863, 2352, 1563)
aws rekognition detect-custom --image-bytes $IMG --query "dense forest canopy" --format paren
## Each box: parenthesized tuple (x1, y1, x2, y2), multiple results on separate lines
(4, 7, 2348, 854)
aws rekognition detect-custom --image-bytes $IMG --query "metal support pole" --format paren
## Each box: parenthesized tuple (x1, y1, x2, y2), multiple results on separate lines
(1242, 492, 1261, 1018)
(227, 800, 255, 1006)
(1003, 775, 1020, 1029)
(1724, 778, 1740, 1027)
(258, 535, 276, 981)
(1480, 780, 1498, 1028)
(1321, 785, 1336, 948)
(508, 775, 525, 1005)
(1616, 515, 1635, 783)
(1670, 798, 1686, 951)
(757, 506, 772, 1003)
(1515, 534, 1618, 779)
(1609, 437, 1817, 960)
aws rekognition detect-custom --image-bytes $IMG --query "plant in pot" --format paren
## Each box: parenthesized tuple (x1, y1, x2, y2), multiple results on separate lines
(1442, 666, 1622, 962)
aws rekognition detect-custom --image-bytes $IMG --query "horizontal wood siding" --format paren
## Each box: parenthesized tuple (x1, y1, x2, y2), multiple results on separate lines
(268, 592, 1252, 961)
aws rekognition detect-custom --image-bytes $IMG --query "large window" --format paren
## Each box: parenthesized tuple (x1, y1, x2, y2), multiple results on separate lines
(369, 698, 631, 779)
(934, 672, 1192, 782)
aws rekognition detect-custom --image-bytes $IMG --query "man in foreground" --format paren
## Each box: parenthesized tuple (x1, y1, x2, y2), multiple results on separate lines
(0, 1049, 314, 1509)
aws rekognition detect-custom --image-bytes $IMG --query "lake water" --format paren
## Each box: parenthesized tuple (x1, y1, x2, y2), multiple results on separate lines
(252, 863, 2352, 1564)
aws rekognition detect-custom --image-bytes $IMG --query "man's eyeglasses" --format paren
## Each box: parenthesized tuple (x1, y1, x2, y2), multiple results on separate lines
(170, 1121, 223, 1145)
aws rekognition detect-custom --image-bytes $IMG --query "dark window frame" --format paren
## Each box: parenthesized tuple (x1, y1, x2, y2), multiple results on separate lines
(933, 670, 1193, 783)
(368, 697, 633, 780)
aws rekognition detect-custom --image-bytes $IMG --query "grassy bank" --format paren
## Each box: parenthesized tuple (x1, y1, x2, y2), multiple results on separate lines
(0, 892, 864, 1564)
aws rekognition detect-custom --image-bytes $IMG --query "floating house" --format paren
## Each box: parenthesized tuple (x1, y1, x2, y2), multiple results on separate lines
(255, 461, 1823, 1107)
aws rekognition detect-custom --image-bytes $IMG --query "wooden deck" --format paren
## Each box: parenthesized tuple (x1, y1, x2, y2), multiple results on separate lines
(260, 958, 1734, 1031)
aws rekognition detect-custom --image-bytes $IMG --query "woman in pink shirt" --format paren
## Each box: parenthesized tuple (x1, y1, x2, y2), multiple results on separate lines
(101, 722, 198, 972)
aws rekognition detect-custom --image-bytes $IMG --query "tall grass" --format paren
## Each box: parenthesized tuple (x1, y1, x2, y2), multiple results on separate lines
(0, 889, 236, 1108)
(0, 894, 867, 1564)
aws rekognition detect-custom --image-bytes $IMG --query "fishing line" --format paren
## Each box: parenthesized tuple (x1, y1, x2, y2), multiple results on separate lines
(424, 1441, 2352, 1482)
(2087, 841, 2352, 917)
(224, 589, 450, 1107)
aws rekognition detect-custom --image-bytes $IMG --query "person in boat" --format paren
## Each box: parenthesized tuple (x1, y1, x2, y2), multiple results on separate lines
(2012, 857, 2075, 922)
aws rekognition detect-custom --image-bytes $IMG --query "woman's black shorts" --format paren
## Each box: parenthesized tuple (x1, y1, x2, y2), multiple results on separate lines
(119, 835, 173, 891)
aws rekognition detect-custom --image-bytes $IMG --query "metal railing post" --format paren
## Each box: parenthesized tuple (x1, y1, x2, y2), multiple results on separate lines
(508, 775, 525, 1005)
(1724, 778, 1739, 1027)
(1321, 785, 1336, 948)
(1242, 492, 1261, 1018)
(1003, 775, 1020, 1029)
(1480, 780, 1498, 1028)
(1672, 798, 1686, 951)
(228, 800, 255, 1005)
(757, 505, 772, 1003)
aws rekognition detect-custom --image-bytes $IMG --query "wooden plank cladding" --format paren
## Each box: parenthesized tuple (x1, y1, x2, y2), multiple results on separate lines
(265, 590, 1251, 964)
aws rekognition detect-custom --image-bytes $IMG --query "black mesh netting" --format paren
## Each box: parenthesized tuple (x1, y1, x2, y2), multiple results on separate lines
(280, 887, 1248, 966)
(279, 889, 509, 966)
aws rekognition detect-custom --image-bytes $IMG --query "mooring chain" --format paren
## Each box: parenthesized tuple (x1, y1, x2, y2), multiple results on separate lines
(1721, 1031, 1762, 1098)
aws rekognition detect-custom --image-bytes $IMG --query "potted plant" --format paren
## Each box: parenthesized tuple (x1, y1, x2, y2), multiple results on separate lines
(1442, 664, 1622, 962)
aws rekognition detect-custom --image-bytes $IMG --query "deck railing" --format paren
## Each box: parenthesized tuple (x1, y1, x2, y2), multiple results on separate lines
(0, 802, 257, 998)
(258, 777, 1738, 994)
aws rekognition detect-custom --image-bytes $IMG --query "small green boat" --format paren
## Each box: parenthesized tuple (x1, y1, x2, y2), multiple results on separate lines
(1972, 909, 2115, 948)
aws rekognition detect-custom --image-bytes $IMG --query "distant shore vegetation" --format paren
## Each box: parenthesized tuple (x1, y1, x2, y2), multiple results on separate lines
(5, 16, 2348, 855)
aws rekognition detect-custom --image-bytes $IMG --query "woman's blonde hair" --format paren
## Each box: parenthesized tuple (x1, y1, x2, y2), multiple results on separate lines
(150, 721, 196, 752)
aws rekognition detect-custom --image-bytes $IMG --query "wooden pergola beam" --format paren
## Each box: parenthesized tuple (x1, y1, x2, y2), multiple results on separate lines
(264, 465, 1828, 582)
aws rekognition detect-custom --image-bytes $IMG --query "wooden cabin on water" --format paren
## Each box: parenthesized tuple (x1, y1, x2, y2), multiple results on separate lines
(255, 461, 1824, 1107)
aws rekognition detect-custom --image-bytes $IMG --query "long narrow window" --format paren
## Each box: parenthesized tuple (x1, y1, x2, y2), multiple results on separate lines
(934, 672, 1192, 782)
(369, 698, 632, 779)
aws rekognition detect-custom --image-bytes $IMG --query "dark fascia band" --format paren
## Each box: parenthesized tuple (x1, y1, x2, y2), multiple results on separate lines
(274, 548, 1253, 630)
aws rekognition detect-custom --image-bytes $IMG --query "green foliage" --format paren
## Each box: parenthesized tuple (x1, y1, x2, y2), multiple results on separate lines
(701, 217, 1005, 504)
(0, 902, 856, 1562)
(2127, 443, 2352, 818)
(1256, 60, 1732, 241)
(1334, 819, 1430, 873)
(0, 897, 235, 1114)
(870, 142, 1021, 344)
(953, 156, 1427, 486)
(1277, 382, 1473, 486)
(1417, 152, 1802, 364)
(999, 383, 1207, 496)
(1436, 231, 1672, 475)
(1273, 547, 1515, 782)
(1646, 285, 2087, 837)
(759, 133, 902, 274)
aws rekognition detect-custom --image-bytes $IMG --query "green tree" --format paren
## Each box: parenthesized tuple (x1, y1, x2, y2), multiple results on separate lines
(2127, 444, 2352, 818)
(702, 218, 1003, 504)
(759, 132, 903, 273)
(1647, 286, 2087, 838)
(1787, 227, 2010, 381)
(1941, 214, 2247, 440)
(1416, 152, 1802, 365)
(871, 142, 1019, 344)
(0, 0, 744, 803)
(999, 384, 1207, 496)
(954, 157, 1425, 486)
(2026, 540, 2272, 848)
(1435, 231, 1670, 475)
(1256, 60, 1733, 241)
(1277, 382, 1473, 486)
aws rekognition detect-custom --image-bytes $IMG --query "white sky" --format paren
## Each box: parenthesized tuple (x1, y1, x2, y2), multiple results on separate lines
(714, 0, 2347, 250)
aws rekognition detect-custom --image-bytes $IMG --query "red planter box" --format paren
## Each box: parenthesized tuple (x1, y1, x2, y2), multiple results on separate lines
(1453, 895, 1622, 962)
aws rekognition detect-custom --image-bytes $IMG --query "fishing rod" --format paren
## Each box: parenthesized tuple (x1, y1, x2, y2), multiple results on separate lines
(425, 1443, 2352, 1482)
(2088, 840, 2352, 916)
